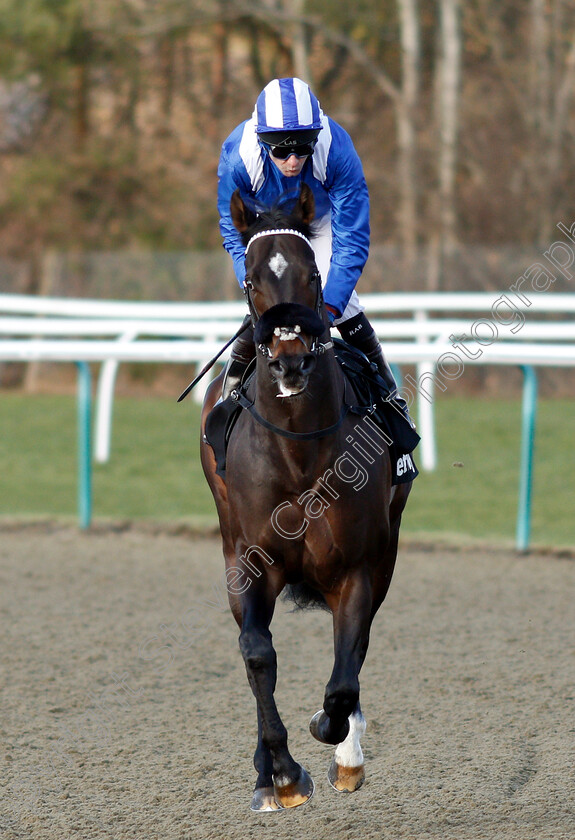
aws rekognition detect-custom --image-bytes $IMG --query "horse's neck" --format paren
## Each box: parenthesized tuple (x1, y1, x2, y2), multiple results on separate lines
(255, 351, 343, 434)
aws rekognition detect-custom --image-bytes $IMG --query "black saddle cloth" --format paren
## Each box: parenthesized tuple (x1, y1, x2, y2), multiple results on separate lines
(205, 340, 419, 485)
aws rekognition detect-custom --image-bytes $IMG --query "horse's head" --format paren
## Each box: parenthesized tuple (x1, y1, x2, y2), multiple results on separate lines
(231, 184, 321, 316)
(231, 185, 332, 397)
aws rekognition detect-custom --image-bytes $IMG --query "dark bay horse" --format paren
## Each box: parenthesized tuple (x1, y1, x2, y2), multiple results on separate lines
(200, 184, 413, 811)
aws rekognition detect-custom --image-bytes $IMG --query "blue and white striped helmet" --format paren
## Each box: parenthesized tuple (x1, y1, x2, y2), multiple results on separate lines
(255, 78, 323, 133)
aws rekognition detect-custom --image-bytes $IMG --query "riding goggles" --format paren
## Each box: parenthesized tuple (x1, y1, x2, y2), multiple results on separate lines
(261, 139, 318, 159)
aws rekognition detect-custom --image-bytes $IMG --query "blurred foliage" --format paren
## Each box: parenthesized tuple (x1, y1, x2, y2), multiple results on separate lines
(0, 141, 201, 249)
(1, 0, 575, 265)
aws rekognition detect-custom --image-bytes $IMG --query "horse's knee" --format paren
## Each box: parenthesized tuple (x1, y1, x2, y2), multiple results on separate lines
(239, 629, 276, 671)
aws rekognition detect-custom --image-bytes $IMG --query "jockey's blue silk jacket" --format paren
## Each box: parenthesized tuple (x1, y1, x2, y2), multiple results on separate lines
(217, 113, 370, 318)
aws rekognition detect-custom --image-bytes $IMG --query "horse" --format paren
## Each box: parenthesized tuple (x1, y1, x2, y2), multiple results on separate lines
(200, 183, 413, 811)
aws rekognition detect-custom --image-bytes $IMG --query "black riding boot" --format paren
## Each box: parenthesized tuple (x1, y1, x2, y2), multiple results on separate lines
(222, 315, 255, 399)
(337, 312, 415, 427)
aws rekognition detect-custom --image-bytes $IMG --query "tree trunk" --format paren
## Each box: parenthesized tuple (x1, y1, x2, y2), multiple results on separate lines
(159, 34, 176, 123)
(433, 0, 461, 288)
(530, 0, 552, 243)
(212, 21, 228, 111)
(396, 0, 420, 275)
(540, 0, 575, 244)
(290, 0, 312, 83)
(73, 61, 90, 150)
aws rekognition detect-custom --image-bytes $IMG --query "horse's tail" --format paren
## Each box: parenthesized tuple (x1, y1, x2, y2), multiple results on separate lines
(282, 582, 329, 612)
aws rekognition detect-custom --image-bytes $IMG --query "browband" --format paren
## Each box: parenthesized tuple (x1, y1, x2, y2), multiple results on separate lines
(245, 228, 313, 255)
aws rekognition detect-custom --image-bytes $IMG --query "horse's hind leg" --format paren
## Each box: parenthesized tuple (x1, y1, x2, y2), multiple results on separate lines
(237, 584, 314, 810)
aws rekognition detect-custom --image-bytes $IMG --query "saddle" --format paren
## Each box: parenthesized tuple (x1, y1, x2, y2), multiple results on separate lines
(205, 339, 419, 485)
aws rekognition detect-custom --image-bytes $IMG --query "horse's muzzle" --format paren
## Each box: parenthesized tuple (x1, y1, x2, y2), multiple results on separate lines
(269, 352, 316, 397)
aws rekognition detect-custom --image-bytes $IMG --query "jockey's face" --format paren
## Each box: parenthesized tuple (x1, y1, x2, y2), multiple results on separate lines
(269, 152, 309, 177)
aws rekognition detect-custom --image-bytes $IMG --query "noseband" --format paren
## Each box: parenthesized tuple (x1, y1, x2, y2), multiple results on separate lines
(253, 302, 333, 360)
(263, 324, 314, 358)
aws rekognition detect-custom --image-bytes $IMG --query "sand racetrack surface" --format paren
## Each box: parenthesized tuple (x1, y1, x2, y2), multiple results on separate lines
(1, 524, 574, 840)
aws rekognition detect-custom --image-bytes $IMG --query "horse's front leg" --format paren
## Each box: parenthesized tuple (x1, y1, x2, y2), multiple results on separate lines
(326, 702, 367, 792)
(235, 580, 314, 810)
(310, 573, 372, 791)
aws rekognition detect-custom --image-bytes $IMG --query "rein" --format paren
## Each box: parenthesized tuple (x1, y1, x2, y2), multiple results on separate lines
(230, 372, 372, 441)
(231, 387, 355, 441)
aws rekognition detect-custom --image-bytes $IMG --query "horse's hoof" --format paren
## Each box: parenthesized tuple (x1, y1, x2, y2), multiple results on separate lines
(273, 767, 314, 809)
(309, 709, 350, 745)
(328, 757, 365, 792)
(250, 786, 283, 811)
(309, 709, 327, 742)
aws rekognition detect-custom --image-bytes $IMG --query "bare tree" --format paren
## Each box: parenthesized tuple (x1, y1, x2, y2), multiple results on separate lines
(529, 0, 552, 242)
(256, 0, 312, 81)
(429, 0, 462, 289)
(533, 0, 575, 242)
(397, 0, 420, 273)
(290, 0, 312, 82)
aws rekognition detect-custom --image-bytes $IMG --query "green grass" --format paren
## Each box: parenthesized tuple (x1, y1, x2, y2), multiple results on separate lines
(406, 397, 574, 547)
(0, 392, 573, 547)
(0, 393, 213, 523)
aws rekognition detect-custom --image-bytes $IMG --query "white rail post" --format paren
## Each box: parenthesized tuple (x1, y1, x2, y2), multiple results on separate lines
(415, 309, 437, 471)
(94, 331, 137, 463)
(192, 333, 218, 404)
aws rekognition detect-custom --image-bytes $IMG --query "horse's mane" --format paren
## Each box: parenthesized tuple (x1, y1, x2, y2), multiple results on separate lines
(240, 194, 315, 247)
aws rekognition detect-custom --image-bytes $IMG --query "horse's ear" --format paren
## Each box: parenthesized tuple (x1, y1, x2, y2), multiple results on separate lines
(230, 189, 256, 233)
(293, 183, 315, 225)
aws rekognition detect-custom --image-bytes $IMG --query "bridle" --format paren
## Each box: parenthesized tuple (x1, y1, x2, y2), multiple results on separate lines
(230, 226, 356, 441)
(244, 227, 314, 256)
(242, 227, 331, 358)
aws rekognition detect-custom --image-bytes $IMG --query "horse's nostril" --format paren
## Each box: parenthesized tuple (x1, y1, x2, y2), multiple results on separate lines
(269, 359, 286, 377)
(299, 354, 316, 376)
(270, 354, 315, 380)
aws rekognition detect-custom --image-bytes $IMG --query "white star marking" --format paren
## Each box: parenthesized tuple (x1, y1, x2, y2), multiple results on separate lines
(269, 252, 288, 280)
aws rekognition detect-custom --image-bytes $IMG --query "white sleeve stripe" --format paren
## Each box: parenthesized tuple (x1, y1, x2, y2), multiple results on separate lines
(239, 120, 265, 192)
(312, 113, 331, 183)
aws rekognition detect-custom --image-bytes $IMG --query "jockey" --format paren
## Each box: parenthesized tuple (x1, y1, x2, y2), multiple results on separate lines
(217, 77, 409, 421)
